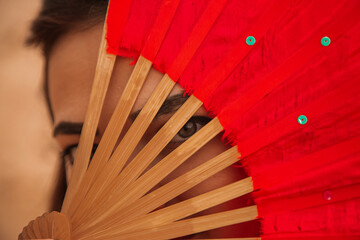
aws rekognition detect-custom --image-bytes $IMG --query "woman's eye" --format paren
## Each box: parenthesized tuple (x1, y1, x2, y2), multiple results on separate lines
(171, 116, 211, 143)
(61, 144, 98, 165)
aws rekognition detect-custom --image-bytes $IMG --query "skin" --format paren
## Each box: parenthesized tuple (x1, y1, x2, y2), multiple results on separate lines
(48, 23, 258, 238)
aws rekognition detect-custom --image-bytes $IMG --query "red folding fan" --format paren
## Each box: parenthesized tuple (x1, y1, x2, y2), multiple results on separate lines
(19, 0, 360, 239)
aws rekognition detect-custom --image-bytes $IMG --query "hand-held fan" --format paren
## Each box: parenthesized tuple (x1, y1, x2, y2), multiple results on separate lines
(20, 0, 360, 239)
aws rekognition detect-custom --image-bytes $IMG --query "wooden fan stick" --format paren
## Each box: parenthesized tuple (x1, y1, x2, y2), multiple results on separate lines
(97, 0, 232, 182)
(32, 218, 42, 238)
(69, 0, 183, 217)
(70, 73, 175, 219)
(19, 232, 30, 239)
(90, 177, 254, 237)
(89, 206, 258, 240)
(19, 212, 71, 240)
(38, 214, 48, 238)
(100, 74, 174, 172)
(80, 146, 240, 236)
(67, 55, 152, 217)
(74, 108, 222, 231)
(69, 0, 182, 219)
(61, 23, 116, 213)
(26, 221, 35, 239)
(91, 147, 240, 230)
(91, 118, 223, 219)
(71, 0, 228, 220)
(19, 231, 29, 239)
(71, 95, 203, 227)
(91, 0, 231, 192)
(42, 213, 51, 239)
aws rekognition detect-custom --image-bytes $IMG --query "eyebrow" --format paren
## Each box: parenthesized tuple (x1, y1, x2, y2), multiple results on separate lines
(53, 122, 100, 137)
(54, 94, 189, 136)
(130, 93, 189, 120)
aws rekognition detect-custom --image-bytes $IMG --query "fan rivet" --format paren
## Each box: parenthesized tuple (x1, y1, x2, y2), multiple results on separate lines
(321, 36, 331, 46)
(297, 115, 308, 125)
(323, 190, 332, 201)
(246, 36, 256, 45)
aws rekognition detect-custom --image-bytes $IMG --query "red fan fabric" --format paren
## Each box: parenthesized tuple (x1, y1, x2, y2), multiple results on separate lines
(106, 0, 360, 238)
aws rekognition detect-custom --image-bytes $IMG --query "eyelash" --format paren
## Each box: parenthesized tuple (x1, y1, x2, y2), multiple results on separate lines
(169, 116, 211, 143)
(61, 116, 211, 165)
(61, 144, 98, 165)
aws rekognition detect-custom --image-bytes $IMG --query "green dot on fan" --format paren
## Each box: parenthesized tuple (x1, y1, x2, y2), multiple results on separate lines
(298, 115, 308, 125)
(246, 36, 256, 45)
(321, 36, 331, 46)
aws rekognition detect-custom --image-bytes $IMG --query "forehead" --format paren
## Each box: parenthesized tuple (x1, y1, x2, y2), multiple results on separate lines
(48, 24, 104, 125)
(48, 24, 182, 132)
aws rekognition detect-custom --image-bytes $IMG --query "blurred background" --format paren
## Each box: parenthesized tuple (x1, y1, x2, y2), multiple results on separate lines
(0, 1, 59, 239)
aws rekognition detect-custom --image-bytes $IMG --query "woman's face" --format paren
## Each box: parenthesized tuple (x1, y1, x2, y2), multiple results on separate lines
(48, 23, 257, 238)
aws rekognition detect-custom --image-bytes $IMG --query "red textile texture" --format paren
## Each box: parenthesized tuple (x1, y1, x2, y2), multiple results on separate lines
(106, 0, 360, 238)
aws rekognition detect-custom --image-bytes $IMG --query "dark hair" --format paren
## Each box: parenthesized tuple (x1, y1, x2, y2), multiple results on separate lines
(27, 0, 108, 56)
(28, 0, 109, 211)
(28, 0, 108, 122)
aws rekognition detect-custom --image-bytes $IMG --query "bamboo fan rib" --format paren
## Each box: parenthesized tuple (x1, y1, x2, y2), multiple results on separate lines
(68, 0, 180, 217)
(80, 139, 240, 234)
(19, 212, 71, 240)
(85, 147, 241, 233)
(69, 73, 175, 222)
(86, 206, 258, 240)
(69, 0, 227, 222)
(86, 177, 254, 238)
(61, 24, 116, 214)
(72, 97, 205, 231)
(71, 95, 203, 228)
(67, 55, 152, 218)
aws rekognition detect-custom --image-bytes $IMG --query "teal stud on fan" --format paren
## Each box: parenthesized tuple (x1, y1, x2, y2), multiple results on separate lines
(298, 115, 308, 125)
(246, 36, 256, 45)
(321, 36, 331, 46)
